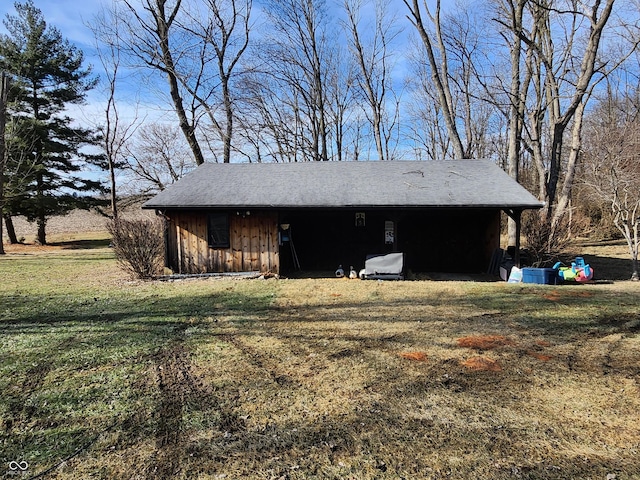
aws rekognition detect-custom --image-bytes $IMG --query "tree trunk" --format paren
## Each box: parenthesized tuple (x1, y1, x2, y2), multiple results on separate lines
(0, 71, 7, 254)
(552, 100, 586, 234)
(110, 158, 118, 220)
(344, 0, 390, 161)
(506, 0, 526, 248)
(151, 0, 206, 166)
(36, 216, 46, 245)
(222, 76, 233, 163)
(211, 0, 251, 164)
(627, 222, 639, 281)
(4, 214, 18, 244)
(35, 170, 46, 245)
(405, 0, 464, 159)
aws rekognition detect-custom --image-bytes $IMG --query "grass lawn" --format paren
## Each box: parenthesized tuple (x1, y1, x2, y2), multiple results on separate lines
(1, 233, 639, 479)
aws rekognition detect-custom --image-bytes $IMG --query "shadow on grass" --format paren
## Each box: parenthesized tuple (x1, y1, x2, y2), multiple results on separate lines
(282, 269, 500, 282)
(2, 283, 636, 338)
(49, 238, 112, 250)
(283, 254, 636, 282)
(577, 254, 636, 281)
(1, 283, 639, 478)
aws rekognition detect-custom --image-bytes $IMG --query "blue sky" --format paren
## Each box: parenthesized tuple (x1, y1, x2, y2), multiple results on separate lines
(1, 0, 181, 131)
(0, 0, 467, 166)
(0, 0, 460, 80)
(0, 0, 99, 49)
(0, 0, 120, 121)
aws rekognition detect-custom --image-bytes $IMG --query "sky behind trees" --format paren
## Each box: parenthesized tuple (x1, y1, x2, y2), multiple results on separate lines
(2, 0, 638, 272)
(2, 0, 639, 168)
(0, 0, 460, 130)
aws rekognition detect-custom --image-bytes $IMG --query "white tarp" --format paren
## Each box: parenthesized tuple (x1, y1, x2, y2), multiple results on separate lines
(363, 253, 404, 280)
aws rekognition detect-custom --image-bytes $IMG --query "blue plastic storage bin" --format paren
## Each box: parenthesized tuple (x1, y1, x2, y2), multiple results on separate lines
(522, 268, 560, 285)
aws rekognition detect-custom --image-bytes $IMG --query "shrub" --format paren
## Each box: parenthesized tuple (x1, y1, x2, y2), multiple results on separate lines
(107, 217, 164, 279)
(522, 211, 572, 267)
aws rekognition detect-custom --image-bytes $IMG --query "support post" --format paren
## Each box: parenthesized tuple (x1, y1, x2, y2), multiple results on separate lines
(514, 210, 522, 268)
(504, 209, 523, 268)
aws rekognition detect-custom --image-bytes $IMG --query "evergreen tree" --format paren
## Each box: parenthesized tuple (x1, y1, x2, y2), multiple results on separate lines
(0, 0, 104, 245)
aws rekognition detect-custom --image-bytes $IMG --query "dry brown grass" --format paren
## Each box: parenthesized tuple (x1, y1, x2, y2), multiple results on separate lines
(43, 276, 637, 480)
(456, 335, 515, 350)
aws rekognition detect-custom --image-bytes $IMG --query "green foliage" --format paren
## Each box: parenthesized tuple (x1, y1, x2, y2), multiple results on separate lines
(0, 1, 105, 244)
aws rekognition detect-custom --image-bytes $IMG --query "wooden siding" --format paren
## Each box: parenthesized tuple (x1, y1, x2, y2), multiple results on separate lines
(166, 211, 279, 274)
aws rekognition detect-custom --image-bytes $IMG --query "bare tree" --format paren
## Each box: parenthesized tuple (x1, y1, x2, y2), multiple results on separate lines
(114, 0, 206, 165)
(235, 71, 303, 162)
(0, 117, 40, 245)
(405, 1, 500, 161)
(90, 6, 142, 219)
(108, 0, 253, 164)
(441, 9, 481, 158)
(518, 1, 614, 231)
(581, 89, 640, 280)
(343, 0, 401, 161)
(487, 0, 532, 247)
(405, 64, 452, 160)
(180, 0, 252, 163)
(324, 45, 358, 161)
(484, 0, 636, 256)
(404, 0, 465, 159)
(551, 3, 640, 234)
(123, 123, 195, 193)
(261, 0, 333, 162)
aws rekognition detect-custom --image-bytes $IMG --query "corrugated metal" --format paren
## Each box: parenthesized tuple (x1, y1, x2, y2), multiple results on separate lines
(143, 160, 543, 210)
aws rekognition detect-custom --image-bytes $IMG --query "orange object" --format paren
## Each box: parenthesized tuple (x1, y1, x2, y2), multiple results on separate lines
(399, 351, 428, 362)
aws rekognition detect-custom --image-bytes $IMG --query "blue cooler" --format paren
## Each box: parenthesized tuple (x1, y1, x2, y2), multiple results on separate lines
(522, 268, 560, 285)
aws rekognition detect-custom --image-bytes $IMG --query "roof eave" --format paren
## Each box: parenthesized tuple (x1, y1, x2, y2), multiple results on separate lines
(142, 203, 544, 210)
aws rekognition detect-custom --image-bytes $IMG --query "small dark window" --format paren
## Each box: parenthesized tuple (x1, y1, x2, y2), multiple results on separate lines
(208, 213, 230, 248)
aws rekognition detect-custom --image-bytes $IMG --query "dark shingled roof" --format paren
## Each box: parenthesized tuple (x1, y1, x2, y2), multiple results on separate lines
(142, 160, 543, 210)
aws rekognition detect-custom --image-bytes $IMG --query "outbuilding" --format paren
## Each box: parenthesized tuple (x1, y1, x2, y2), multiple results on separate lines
(142, 160, 543, 276)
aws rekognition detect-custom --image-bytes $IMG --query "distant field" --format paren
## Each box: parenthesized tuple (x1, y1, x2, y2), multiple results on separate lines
(0, 229, 639, 479)
(4, 204, 153, 243)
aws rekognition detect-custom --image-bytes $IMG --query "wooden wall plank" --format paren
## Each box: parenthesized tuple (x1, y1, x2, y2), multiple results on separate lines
(167, 218, 178, 272)
(169, 211, 280, 274)
(231, 215, 242, 272)
(179, 220, 188, 274)
(270, 213, 279, 272)
(240, 216, 249, 270)
(195, 214, 206, 273)
(252, 216, 261, 271)
(260, 216, 268, 272)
